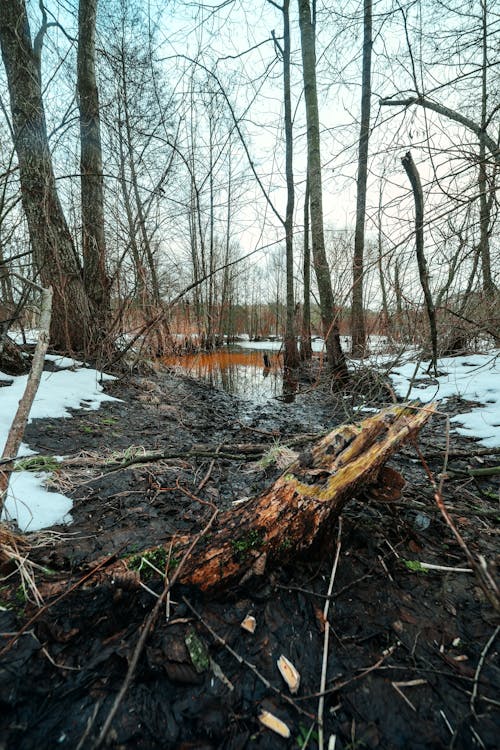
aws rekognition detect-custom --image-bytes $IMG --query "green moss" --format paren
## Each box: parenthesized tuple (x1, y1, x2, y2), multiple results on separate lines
(404, 559, 428, 574)
(278, 537, 292, 552)
(231, 529, 264, 560)
(100, 417, 119, 426)
(128, 547, 168, 580)
(258, 442, 282, 469)
(185, 628, 209, 673)
(15, 455, 59, 472)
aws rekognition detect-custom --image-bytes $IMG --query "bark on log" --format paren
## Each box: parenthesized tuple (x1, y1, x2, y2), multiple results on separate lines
(102, 403, 435, 594)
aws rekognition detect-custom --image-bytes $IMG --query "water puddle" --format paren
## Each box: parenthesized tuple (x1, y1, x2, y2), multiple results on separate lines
(162, 347, 299, 403)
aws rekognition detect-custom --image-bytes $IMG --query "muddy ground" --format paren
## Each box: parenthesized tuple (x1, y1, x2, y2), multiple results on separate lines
(1, 363, 499, 749)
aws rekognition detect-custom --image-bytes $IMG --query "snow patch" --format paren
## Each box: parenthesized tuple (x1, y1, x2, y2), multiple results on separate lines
(389, 352, 500, 447)
(1, 361, 118, 531)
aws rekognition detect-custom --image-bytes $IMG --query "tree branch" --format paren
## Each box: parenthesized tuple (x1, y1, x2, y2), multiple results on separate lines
(379, 95, 500, 163)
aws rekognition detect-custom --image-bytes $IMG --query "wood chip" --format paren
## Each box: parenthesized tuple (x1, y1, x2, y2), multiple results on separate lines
(277, 654, 300, 694)
(258, 709, 291, 738)
(241, 614, 256, 634)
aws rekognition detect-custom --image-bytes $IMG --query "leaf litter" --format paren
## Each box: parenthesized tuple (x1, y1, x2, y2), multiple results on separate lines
(0, 360, 499, 749)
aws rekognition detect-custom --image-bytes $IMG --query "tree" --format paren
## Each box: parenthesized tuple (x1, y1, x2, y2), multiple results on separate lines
(379, 0, 499, 306)
(350, 0, 372, 358)
(78, 0, 109, 333)
(99, 2, 178, 350)
(0, 0, 93, 352)
(270, 0, 300, 368)
(300, 177, 313, 359)
(402, 151, 438, 374)
(297, 0, 348, 378)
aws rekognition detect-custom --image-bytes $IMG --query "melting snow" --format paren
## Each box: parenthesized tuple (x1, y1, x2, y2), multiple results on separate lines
(1, 358, 118, 531)
(389, 352, 500, 448)
(1, 346, 498, 531)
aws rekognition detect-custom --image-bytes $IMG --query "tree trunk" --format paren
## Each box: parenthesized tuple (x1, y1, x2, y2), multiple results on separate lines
(0, 0, 92, 353)
(119, 41, 161, 311)
(376, 178, 390, 337)
(78, 0, 109, 332)
(282, 0, 300, 369)
(351, 0, 372, 358)
(478, 0, 496, 300)
(300, 178, 313, 360)
(401, 151, 438, 373)
(297, 0, 348, 379)
(101, 404, 434, 594)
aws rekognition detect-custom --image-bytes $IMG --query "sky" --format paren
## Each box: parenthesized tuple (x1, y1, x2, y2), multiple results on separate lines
(1, 0, 497, 311)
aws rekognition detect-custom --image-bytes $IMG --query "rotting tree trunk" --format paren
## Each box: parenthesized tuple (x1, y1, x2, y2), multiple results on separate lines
(102, 404, 434, 594)
(0, 0, 92, 353)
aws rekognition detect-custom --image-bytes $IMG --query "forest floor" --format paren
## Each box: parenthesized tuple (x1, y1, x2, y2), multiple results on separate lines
(0, 361, 499, 750)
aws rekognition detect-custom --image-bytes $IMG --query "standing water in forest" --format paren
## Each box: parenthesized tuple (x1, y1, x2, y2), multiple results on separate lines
(162, 347, 299, 402)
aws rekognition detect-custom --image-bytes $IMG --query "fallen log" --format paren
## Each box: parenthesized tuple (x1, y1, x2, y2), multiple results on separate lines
(100, 403, 435, 594)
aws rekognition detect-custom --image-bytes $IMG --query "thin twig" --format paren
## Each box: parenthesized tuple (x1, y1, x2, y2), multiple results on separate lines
(0, 551, 120, 658)
(182, 596, 314, 720)
(391, 681, 417, 712)
(318, 518, 343, 750)
(414, 442, 499, 613)
(197, 444, 222, 491)
(470, 625, 499, 718)
(92, 509, 218, 749)
(297, 645, 397, 701)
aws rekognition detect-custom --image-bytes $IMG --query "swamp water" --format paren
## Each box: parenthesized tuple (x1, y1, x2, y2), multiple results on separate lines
(162, 346, 303, 403)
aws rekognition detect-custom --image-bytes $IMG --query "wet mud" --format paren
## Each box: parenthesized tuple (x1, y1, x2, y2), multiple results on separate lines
(1, 364, 499, 749)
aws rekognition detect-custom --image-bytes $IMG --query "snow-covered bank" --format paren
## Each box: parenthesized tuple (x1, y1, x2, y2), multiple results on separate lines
(236, 334, 390, 354)
(1, 358, 117, 531)
(389, 352, 500, 448)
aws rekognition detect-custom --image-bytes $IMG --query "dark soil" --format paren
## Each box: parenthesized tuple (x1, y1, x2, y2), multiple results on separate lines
(1, 364, 499, 750)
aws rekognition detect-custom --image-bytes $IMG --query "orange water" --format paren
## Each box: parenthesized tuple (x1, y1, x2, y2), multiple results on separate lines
(162, 348, 288, 401)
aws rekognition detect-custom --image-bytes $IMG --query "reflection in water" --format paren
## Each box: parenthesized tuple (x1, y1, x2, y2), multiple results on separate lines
(282, 373, 299, 404)
(162, 348, 291, 402)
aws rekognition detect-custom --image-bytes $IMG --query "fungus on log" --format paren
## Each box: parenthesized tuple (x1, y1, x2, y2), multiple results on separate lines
(102, 403, 434, 593)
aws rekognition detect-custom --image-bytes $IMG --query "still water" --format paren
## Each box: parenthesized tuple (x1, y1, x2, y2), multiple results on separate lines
(162, 347, 301, 403)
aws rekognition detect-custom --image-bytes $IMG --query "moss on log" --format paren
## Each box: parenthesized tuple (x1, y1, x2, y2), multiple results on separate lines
(102, 403, 434, 594)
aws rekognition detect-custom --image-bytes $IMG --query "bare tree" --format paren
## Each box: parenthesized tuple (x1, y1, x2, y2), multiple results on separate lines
(402, 151, 438, 374)
(297, 0, 347, 378)
(0, 0, 93, 352)
(270, 0, 300, 368)
(300, 177, 313, 359)
(379, 0, 499, 306)
(78, 0, 109, 332)
(350, 0, 372, 358)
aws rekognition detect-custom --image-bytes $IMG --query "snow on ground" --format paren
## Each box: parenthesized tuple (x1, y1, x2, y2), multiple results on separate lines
(236, 334, 390, 354)
(1, 358, 118, 532)
(1, 341, 498, 531)
(389, 351, 500, 447)
(237, 339, 500, 446)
